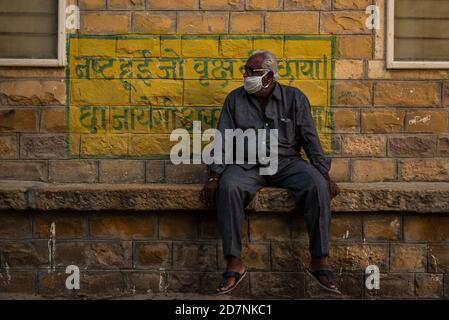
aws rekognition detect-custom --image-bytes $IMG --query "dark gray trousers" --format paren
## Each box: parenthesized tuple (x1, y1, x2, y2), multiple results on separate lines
(216, 156, 331, 259)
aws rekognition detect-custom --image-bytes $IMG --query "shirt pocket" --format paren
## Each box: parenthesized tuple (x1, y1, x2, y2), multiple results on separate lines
(278, 117, 295, 144)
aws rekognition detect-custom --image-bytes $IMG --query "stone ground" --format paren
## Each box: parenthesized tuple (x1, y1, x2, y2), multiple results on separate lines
(0, 292, 250, 300)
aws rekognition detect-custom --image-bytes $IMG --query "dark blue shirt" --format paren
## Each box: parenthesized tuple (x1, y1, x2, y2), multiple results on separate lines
(209, 82, 332, 176)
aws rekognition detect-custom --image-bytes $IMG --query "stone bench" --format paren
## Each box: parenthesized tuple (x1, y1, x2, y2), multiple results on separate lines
(1, 180, 449, 213)
(0, 180, 448, 299)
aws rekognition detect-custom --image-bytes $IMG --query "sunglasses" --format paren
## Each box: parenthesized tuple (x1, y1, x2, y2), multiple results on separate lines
(243, 66, 271, 75)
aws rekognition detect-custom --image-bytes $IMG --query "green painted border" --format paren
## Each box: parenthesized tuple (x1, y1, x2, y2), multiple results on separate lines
(66, 33, 336, 159)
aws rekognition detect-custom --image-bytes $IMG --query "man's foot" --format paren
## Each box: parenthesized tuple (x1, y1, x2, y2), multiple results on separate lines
(306, 267, 341, 294)
(307, 257, 341, 294)
(215, 257, 247, 295)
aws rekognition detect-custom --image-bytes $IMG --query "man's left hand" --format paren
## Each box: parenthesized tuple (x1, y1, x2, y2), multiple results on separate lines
(322, 172, 341, 199)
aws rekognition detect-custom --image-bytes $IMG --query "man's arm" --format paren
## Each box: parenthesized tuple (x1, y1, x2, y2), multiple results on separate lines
(201, 94, 235, 207)
(295, 92, 332, 176)
(208, 94, 236, 177)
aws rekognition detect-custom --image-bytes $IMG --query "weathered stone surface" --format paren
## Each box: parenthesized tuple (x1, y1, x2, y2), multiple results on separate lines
(134, 242, 171, 269)
(20, 134, 67, 159)
(219, 243, 270, 271)
(146, 160, 165, 183)
(167, 272, 200, 293)
(366, 273, 415, 299)
(164, 163, 208, 184)
(39, 272, 125, 298)
(330, 214, 362, 241)
(0, 162, 47, 182)
(125, 272, 163, 295)
(334, 81, 372, 106)
(0, 213, 31, 239)
(414, 273, 443, 298)
(250, 272, 305, 299)
(438, 135, 449, 156)
(0, 271, 35, 294)
(361, 110, 405, 133)
(390, 244, 427, 272)
(0, 80, 65, 106)
(159, 213, 197, 239)
(428, 245, 449, 273)
(329, 244, 389, 271)
(34, 213, 87, 239)
(363, 214, 401, 241)
(320, 12, 368, 34)
(399, 159, 449, 181)
(90, 214, 156, 239)
(0, 241, 48, 268)
(249, 215, 290, 241)
(173, 243, 217, 271)
(404, 215, 449, 242)
(388, 136, 436, 157)
(99, 160, 145, 184)
(54, 241, 132, 269)
(0, 186, 28, 210)
(198, 215, 220, 240)
(284, 0, 330, 10)
(375, 82, 441, 107)
(49, 160, 97, 183)
(341, 135, 386, 156)
(305, 272, 363, 299)
(271, 242, 309, 271)
(352, 159, 397, 182)
(2, 181, 449, 213)
(0, 135, 18, 158)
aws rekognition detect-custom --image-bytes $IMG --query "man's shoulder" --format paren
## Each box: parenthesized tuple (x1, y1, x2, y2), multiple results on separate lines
(226, 85, 246, 99)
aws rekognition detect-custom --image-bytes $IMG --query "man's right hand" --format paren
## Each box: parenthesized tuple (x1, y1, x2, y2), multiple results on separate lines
(200, 174, 220, 207)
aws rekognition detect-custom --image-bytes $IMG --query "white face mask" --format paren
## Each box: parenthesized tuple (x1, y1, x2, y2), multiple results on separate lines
(243, 71, 270, 94)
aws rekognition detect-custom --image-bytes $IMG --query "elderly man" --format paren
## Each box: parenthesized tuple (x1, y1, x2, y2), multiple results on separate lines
(200, 50, 341, 295)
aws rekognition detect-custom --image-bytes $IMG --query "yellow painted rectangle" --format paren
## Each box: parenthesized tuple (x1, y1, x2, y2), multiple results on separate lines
(68, 35, 334, 158)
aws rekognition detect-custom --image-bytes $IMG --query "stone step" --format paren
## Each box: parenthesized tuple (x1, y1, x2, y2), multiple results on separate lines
(1, 180, 449, 213)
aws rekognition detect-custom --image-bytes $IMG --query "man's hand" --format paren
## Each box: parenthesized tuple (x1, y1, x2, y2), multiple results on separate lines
(200, 173, 220, 207)
(322, 172, 341, 200)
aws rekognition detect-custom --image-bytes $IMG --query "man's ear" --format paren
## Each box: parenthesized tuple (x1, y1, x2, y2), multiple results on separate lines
(264, 71, 274, 85)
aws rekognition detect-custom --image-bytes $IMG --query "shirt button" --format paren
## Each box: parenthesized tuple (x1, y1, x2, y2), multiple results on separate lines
(265, 123, 269, 127)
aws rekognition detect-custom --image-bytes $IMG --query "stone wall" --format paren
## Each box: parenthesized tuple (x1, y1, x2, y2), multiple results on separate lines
(0, 209, 448, 299)
(0, 0, 448, 183)
(1, 0, 449, 300)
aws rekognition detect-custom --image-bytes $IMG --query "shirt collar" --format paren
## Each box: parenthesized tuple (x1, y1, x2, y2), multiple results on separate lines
(271, 82, 282, 101)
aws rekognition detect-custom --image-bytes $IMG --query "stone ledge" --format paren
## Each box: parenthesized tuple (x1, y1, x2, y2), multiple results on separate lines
(0, 180, 449, 213)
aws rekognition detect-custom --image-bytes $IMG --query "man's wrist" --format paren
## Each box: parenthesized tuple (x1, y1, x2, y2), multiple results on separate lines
(209, 171, 221, 181)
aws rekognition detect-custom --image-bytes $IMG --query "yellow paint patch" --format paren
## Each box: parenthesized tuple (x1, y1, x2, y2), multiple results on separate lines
(181, 37, 220, 57)
(67, 35, 334, 158)
(116, 37, 161, 57)
(220, 38, 253, 58)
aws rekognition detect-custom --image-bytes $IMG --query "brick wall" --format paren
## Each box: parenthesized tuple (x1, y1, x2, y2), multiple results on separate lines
(0, 210, 448, 299)
(0, 0, 448, 183)
(1, 0, 449, 300)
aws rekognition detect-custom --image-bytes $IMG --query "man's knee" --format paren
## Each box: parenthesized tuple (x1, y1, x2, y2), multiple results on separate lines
(295, 169, 329, 200)
(218, 175, 241, 194)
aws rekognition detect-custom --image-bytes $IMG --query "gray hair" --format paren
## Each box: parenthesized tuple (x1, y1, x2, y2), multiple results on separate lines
(249, 50, 279, 81)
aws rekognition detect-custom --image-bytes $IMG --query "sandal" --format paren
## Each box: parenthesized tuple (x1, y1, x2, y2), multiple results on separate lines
(215, 267, 247, 295)
(306, 268, 342, 295)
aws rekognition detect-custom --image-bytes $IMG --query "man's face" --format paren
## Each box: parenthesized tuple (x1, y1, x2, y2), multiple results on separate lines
(243, 54, 274, 95)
